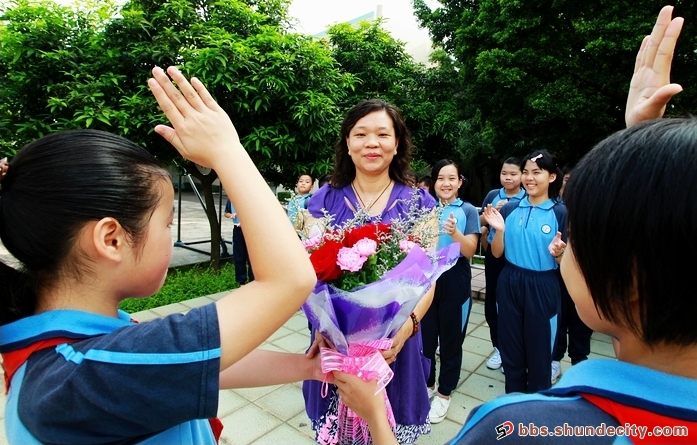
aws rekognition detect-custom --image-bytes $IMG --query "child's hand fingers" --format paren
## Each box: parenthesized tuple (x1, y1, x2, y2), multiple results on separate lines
(148, 70, 185, 128)
(643, 6, 681, 76)
(548, 232, 566, 255)
(333, 371, 350, 385)
(150, 67, 197, 121)
(148, 67, 242, 168)
(153, 124, 183, 152)
(164, 66, 208, 114)
(190, 76, 221, 112)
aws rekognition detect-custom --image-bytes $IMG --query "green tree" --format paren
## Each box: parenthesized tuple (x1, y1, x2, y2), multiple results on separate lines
(0, 0, 353, 268)
(413, 0, 697, 183)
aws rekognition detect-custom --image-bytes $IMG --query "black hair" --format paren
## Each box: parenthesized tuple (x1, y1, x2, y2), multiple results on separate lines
(520, 149, 563, 201)
(561, 163, 575, 176)
(298, 172, 314, 183)
(502, 157, 521, 167)
(417, 175, 432, 188)
(318, 174, 332, 187)
(331, 99, 413, 188)
(429, 159, 469, 202)
(0, 130, 169, 325)
(564, 117, 697, 346)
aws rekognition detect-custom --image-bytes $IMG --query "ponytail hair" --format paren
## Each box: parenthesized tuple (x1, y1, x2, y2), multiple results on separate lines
(0, 130, 168, 324)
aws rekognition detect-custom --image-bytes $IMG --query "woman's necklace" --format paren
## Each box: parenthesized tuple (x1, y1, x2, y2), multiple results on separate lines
(352, 180, 392, 213)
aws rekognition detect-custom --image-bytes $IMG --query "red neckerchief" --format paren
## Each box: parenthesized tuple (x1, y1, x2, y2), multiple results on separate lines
(582, 393, 696, 444)
(1, 318, 224, 443)
(2, 337, 77, 393)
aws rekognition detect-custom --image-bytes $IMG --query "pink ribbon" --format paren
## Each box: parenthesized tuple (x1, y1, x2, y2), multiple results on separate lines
(319, 339, 396, 445)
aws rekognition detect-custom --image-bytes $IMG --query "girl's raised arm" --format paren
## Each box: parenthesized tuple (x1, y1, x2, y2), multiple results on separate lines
(148, 67, 316, 371)
(625, 5, 683, 127)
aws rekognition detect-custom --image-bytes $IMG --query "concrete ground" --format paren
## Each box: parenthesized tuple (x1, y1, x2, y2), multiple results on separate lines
(0, 191, 617, 444)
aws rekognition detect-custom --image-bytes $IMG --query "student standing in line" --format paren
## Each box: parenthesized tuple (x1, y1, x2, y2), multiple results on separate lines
(483, 150, 566, 394)
(478, 157, 526, 372)
(224, 198, 254, 285)
(551, 164, 593, 384)
(422, 160, 481, 424)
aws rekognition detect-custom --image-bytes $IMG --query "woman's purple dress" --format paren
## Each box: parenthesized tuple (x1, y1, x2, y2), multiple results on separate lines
(303, 182, 436, 444)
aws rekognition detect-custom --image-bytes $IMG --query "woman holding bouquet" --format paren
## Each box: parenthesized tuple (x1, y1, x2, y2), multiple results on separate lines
(302, 99, 437, 444)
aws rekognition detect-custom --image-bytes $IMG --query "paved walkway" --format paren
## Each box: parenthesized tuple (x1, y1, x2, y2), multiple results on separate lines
(0, 191, 617, 444)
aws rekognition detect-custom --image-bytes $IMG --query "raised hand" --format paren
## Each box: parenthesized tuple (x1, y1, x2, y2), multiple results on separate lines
(147, 66, 241, 168)
(483, 204, 505, 232)
(625, 6, 684, 128)
(548, 231, 566, 259)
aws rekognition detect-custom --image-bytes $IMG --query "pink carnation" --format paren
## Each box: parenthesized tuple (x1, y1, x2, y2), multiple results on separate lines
(336, 246, 368, 272)
(399, 240, 416, 253)
(302, 235, 322, 250)
(353, 238, 378, 257)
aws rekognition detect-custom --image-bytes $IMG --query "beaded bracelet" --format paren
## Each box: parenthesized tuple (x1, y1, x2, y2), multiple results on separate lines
(409, 312, 419, 338)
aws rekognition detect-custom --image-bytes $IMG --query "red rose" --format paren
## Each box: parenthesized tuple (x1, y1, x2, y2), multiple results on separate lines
(310, 239, 343, 282)
(344, 223, 391, 247)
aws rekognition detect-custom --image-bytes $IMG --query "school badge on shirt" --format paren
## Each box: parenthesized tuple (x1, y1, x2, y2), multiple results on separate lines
(541, 224, 552, 234)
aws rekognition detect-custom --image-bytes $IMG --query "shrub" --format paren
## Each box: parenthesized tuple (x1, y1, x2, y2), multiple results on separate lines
(119, 263, 239, 313)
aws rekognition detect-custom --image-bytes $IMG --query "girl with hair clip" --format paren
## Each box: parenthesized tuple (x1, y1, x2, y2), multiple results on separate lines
(421, 159, 481, 424)
(0, 67, 322, 444)
(478, 157, 526, 372)
(482, 149, 566, 394)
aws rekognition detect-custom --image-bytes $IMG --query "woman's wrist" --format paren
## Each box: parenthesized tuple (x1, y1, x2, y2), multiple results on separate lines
(409, 312, 419, 338)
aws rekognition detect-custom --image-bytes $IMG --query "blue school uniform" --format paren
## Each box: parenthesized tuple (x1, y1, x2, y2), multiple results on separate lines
(422, 199, 481, 395)
(496, 197, 567, 394)
(448, 359, 697, 444)
(479, 188, 526, 349)
(0, 305, 222, 445)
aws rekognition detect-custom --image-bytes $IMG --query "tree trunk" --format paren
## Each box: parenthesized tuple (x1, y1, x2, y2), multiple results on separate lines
(184, 163, 222, 271)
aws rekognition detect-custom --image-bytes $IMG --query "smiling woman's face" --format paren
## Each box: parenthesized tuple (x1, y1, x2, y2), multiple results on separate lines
(346, 110, 398, 177)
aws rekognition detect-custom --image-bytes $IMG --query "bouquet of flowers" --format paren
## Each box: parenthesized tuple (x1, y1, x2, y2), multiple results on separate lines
(301, 197, 460, 444)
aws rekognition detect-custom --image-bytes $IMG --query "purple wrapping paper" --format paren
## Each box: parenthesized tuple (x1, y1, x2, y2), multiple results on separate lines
(302, 243, 461, 355)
